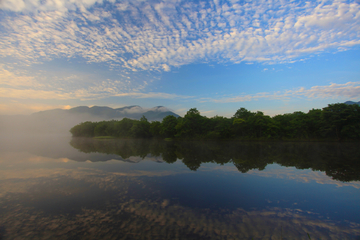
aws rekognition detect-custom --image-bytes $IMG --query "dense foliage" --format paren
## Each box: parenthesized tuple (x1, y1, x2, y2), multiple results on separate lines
(70, 103, 360, 140)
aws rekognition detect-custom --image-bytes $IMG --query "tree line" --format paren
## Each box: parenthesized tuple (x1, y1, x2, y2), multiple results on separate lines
(70, 103, 360, 140)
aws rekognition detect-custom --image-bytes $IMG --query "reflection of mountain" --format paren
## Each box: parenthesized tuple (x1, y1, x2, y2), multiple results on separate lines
(70, 138, 360, 182)
(0, 134, 165, 164)
(0, 105, 179, 134)
(0, 134, 123, 163)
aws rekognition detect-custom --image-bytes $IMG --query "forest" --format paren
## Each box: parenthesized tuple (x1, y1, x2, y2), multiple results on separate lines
(70, 103, 360, 141)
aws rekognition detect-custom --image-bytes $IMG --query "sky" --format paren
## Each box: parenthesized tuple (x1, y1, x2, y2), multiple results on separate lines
(1, 0, 360, 117)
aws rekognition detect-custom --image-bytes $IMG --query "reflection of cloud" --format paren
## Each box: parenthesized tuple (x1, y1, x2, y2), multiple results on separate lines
(3, 151, 359, 191)
(203, 164, 360, 189)
(0, 152, 70, 165)
(1, 196, 359, 239)
(0, 152, 184, 185)
(0, 152, 359, 238)
(249, 166, 360, 189)
(249, 167, 360, 189)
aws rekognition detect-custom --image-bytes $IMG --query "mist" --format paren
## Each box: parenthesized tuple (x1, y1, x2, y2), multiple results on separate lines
(0, 105, 179, 135)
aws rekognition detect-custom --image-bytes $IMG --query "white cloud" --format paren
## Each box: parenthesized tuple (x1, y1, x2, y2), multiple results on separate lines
(0, 0, 105, 12)
(1, 63, 357, 107)
(162, 64, 171, 71)
(148, 106, 171, 112)
(0, 88, 74, 100)
(0, 102, 73, 115)
(211, 81, 360, 103)
(116, 105, 145, 114)
(0, 87, 192, 101)
(113, 92, 192, 99)
(0, 0, 359, 71)
(0, 64, 40, 87)
(114, 106, 175, 115)
(0, 66, 191, 101)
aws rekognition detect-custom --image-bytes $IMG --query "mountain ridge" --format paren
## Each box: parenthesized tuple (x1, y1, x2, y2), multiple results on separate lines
(32, 105, 179, 119)
(344, 101, 360, 106)
(1, 105, 179, 134)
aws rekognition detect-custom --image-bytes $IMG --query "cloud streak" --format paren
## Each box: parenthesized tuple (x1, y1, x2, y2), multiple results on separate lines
(0, 65, 192, 100)
(0, 88, 192, 100)
(1, 0, 360, 71)
(1, 63, 357, 103)
(211, 81, 360, 103)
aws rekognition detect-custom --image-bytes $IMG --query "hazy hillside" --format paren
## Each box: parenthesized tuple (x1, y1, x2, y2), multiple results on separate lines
(344, 101, 360, 106)
(0, 106, 179, 134)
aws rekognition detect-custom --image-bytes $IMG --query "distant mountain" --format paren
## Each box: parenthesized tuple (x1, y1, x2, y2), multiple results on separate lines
(0, 106, 179, 134)
(33, 105, 179, 120)
(344, 101, 360, 106)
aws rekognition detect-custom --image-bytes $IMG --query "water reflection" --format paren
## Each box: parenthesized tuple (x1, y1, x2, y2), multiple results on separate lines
(70, 138, 360, 182)
(0, 135, 360, 239)
(0, 162, 359, 239)
(0, 165, 356, 237)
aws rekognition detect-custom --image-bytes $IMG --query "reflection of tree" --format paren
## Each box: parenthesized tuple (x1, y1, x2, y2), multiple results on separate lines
(70, 138, 151, 160)
(162, 142, 177, 164)
(229, 143, 271, 173)
(320, 143, 360, 182)
(174, 141, 218, 171)
(70, 138, 360, 182)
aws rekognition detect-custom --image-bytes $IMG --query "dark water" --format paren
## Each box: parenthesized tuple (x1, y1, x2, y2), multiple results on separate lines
(0, 134, 360, 239)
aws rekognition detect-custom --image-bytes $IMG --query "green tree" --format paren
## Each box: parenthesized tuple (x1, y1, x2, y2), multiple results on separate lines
(246, 111, 277, 138)
(289, 112, 309, 139)
(70, 121, 97, 137)
(322, 103, 360, 140)
(175, 108, 207, 138)
(94, 121, 109, 136)
(207, 116, 233, 139)
(149, 121, 162, 138)
(131, 116, 151, 138)
(233, 107, 255, 120)
(306, 109, 323, 139)
(233, 118, 247, 137)
(160, 115, 178, 138)
(114, 118, 135, 137)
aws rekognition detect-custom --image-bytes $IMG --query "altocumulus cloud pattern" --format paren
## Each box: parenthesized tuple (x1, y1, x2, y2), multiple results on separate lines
(1, 0, 360, 72)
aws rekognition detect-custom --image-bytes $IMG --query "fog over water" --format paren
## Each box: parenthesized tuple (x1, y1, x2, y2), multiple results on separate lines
(0, 134, 360, 239)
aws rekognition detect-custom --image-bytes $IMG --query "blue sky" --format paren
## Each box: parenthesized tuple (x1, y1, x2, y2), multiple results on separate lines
(1, 0, 360, 117)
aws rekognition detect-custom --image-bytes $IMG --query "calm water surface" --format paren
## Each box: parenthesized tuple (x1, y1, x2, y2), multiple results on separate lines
(0, 134, 360, 239)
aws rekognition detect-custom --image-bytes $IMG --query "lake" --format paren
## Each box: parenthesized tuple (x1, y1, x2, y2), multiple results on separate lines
(0, 134, 359, 239)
